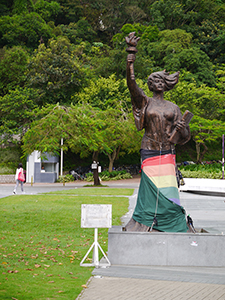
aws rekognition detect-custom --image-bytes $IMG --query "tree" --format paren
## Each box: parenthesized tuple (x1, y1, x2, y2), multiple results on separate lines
(189, 20, 225, 64)
(148, 0, 218, 30)
(148, 28, 216, 86)
(34, 0, 61, 23)
(165, 75, 225, 121)
(67, 105, 140, 176)
(164, 47, 216, 87)
(0, 87, 39, 145)
(215, 64, 225, 98)
(72, 74, 131, 109)
(190, 116, 225, 162)
(148, 29, 192, 58)
(109, 23, 158, 79)
(72, 75, 144, 169)
(54, 0, 102, 26)
(72, 74, 150, 110)
(22, 102, 141, 183)
(26, 37, 86, 106)
(0, 0, 14, 16)
(75, 18, 97, 43)
(90, 0, 147, 38)
(0, 46, 29, 96)
(0, 12, 53, 49)
(99, 109, 141, 172)
(12, 0, 34, 14)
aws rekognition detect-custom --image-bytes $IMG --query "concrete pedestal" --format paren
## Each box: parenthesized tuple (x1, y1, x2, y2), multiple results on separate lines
(108, 226, 225, 267)
(180, 178, 225, 196)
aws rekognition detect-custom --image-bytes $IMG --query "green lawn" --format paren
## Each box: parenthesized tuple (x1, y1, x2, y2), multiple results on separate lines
(46, 187, 134, 196)
(0, 188, 131, 299)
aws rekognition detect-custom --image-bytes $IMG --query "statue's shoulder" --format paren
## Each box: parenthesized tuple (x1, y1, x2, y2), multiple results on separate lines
(146, 96, 152, 102)
(165, 100, 179, 109)
(144, 96, 152, 107)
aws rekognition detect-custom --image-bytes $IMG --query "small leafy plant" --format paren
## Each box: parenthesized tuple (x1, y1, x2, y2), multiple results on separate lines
(85, 170, 132, 182)
(57, 174, 75, 182)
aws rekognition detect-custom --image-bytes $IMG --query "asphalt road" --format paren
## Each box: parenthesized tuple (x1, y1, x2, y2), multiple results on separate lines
(0, 178, 141, 199)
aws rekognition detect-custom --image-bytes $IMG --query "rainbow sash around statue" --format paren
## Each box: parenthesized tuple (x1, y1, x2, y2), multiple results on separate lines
(132, 151, 188, 232)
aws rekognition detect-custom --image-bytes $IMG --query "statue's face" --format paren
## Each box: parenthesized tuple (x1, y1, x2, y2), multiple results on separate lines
(152, 77, 165, 92)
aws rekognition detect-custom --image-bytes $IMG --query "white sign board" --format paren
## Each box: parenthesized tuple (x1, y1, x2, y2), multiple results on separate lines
(91, 163, 98, 169)
(81, 204, 112, 228)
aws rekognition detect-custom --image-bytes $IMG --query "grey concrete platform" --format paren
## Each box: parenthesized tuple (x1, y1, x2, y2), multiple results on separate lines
(92, 265, 225, 285)
(108, 228, 225, 267)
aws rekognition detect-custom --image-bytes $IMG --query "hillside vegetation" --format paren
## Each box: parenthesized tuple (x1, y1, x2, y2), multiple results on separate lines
(1, 0, 225, 173)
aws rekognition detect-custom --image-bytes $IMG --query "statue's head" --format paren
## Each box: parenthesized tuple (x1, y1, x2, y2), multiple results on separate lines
(147, 71, 179, 92)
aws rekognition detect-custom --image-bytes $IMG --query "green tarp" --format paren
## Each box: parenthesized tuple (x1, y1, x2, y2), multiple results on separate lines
(132, 171, 188, 232)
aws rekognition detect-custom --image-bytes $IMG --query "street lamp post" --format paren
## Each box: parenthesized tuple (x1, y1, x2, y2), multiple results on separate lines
(222, 134, 224, 180)
(61, 138, 63, 177)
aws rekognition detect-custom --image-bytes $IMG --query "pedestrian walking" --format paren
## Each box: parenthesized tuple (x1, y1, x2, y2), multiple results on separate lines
(13, 163, 25, 194)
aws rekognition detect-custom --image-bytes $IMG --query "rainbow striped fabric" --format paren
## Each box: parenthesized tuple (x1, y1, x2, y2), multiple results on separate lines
(132, 153, 188, 232)
(142, 153, 180, 205)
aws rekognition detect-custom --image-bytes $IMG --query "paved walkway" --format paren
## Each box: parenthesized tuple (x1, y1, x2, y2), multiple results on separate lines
(77, 276, 225, 300)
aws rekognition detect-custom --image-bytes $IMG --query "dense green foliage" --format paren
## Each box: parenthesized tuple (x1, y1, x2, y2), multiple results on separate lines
(180, 162, 223, 179)
(0, 146, 23, 174)
(1, 0, 225, 169)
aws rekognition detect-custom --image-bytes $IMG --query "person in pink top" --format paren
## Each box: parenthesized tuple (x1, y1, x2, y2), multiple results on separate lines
(13, 163, 25, 194)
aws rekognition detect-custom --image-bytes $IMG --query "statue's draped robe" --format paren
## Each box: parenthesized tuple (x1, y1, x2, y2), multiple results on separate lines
(132, 149, 188, 232)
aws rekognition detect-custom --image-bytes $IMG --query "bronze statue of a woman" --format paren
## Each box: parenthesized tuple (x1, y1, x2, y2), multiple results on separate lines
(125, 32, 192, 232)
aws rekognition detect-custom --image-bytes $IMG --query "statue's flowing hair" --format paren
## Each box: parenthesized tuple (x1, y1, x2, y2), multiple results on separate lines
(147, 71, 179, 92)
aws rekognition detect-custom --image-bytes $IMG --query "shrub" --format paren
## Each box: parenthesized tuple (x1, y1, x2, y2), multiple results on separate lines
(0, 165, 15, 174)
(85, 172, 94, 182)
(180, 162, 223, 179)
(181, 170, 222, 179)
(84, 170, 132, 181)
(57, 174, 74, 182)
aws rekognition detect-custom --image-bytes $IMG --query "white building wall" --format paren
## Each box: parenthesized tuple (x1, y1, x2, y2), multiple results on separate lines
(26, 151, 41, 183)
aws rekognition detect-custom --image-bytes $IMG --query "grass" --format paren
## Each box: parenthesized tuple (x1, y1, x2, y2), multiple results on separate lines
(46, 188, 134, 196)
(0, 188, 131, 299)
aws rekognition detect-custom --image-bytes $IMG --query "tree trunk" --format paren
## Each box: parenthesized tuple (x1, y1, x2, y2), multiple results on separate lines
(107, 146, 121, 172)
(199, 143, 208, 163)
(195, 141, 208, 163)
(92, 151, 100, 186)
(196, 142, 201, 163)
(108, 157, 114, 173)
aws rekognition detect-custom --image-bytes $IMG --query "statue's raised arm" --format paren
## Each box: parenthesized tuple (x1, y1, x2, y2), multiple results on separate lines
(125, 32, 140, 81)
(125, 32, 148, 129)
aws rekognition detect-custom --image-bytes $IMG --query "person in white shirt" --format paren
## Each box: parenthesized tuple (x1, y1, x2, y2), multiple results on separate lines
(13, 163, 25, 194)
